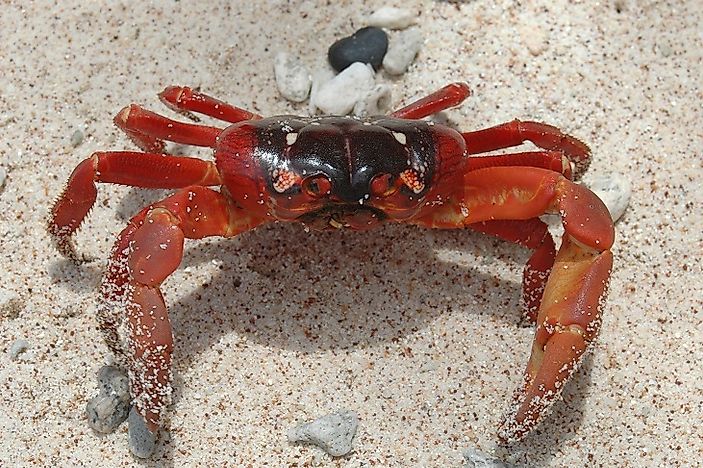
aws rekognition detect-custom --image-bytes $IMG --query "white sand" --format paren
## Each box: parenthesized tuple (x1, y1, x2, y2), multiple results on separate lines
(1, 1, 701, 466)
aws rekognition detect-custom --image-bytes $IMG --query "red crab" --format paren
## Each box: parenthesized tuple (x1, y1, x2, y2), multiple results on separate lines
(49, 82, 614, 448)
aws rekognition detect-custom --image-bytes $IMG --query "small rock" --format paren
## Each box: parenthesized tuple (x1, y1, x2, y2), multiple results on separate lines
(0, 287, 23, 319)
(70, 129, 84, 147)
(353, 84, 392, 117)
(308, 67, 336, 115)
(658, 41, 672, 57)
(382, 27, 424, 75)
(587, 173, 632, 222)
(8, 339, 30, 360)
(614, 0, 627, 13)
(0, 166, 7, 192)
(311, 63, 375, 115)
(462, 447, 512, 468)
(287, 410, 358, 457)
(274, 52, 312, 103)
(97, 365, 130, 398)
(328, 27, 388, 72)
(368, 7, 418, 30)
(86, 366, 130, 434)
(519, 24, 548, 56)
(87, 394, 130, 433)
(128, 406, 158, 458)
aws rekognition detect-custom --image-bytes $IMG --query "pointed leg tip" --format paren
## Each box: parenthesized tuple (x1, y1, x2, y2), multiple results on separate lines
(496, 391, 544, 444)
(113, 105, 132, 126)
(497, 422, 527, 445)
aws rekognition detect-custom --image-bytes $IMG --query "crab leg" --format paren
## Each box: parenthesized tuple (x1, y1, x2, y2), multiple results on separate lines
(467, 219, 556, 322)
(462, 121, 591, 178)
(99, 186, 265, 437)
(48, 152, 221, 258)
(390, 82, 471, 119)
(419, 166, 614, 441)
(158, 86, 262, 123)
(466, 150, 573, 179)
(114, 104, 222, 152)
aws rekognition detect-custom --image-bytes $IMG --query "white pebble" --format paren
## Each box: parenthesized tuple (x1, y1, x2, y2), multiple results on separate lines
(274, 52, 312, 103)
(368, 7, 417, 30)
(383, 27, 424, 75)
(0, 287, 23, 318)
(586, 173, 632, 223)
(353, 84, 392, 117)
(9, 339, 30, 360)
(70, 129, 84, 147)
(0, 166, 7, 192)
(287, 410, 358, 457)
(308, 67, 336, 115)
(87, 366, 130, 433)
(311, 63, 375, 115)
(462, 447, 511, 467)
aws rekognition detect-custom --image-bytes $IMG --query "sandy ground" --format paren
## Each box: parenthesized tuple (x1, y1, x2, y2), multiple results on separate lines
(1, 1, 702, 466)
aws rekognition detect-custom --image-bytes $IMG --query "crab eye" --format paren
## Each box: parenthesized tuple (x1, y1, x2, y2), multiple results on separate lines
(399, 169, 425, 194)
(302, 175, 331, 197)
(370, 173, 398, 197)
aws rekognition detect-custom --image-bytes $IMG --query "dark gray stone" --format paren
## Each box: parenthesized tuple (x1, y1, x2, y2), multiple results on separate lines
(86, 393, 130, 433)
(128, 407, 157, 458)
(86, 365, 130, 434)
(328, 27, 388, 72)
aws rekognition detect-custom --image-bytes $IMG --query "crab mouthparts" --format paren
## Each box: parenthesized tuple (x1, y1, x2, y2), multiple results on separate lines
(298, 205, 387, 231)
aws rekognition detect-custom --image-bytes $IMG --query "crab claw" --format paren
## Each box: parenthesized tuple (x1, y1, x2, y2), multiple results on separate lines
(498, 236, 613, 442)
(453, 166, 615, 441)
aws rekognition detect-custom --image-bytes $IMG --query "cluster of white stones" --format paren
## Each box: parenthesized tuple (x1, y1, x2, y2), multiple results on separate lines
(273, 7, 423, 117)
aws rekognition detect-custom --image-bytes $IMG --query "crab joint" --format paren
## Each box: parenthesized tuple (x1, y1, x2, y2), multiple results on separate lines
(128, 209, 185, 287)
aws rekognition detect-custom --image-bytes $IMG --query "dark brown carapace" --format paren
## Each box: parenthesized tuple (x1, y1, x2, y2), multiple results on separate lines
(217, 115, 465, 230)
(49, 82, 614, 456)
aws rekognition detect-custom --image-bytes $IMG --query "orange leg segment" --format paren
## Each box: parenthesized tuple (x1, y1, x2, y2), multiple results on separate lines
(48, 152, 221, 259)
(158, 86, 262, 123)
(98, 186, 266, 433)
(467, 218, 556, 322)
(114, 104, 222, 152)
(466, 150, 573, 179)
(462, 120, 592, 179)
(390, 82, 471, 119)
(501, 236, 613, 441)
(464, 167, 613, 441)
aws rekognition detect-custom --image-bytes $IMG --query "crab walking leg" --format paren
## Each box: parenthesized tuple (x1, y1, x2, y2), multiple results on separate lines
(458, 166, 614, 441)
(158, 86, 262, 123)
(466, 151, 573, 179)
(462, 121, 591, 179)
(114, 104, 222, 152)
(99, 186, 266, 432)
(390, 82, 471, 119)
(467, 219, 557, 322)
(48, 152, 221, 258)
